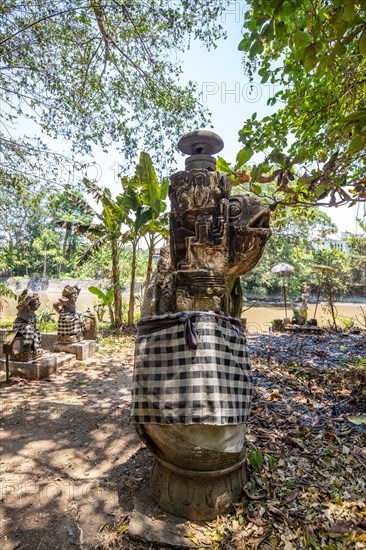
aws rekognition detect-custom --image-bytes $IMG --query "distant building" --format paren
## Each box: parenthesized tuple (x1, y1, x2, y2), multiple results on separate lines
(313, 232, 351, 253)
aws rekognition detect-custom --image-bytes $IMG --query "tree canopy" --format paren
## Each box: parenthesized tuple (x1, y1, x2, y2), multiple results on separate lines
(234, 0, 366, 210)
(0, 0, 227, 185)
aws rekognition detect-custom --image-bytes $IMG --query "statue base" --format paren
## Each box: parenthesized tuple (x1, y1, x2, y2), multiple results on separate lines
(54, 339, 96, 360)
(150, 454, 246, 520)
(0, 352, 74, 380)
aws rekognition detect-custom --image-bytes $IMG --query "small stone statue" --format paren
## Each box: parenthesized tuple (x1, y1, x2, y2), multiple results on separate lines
(292, 296, 309, 324)
(12, 289, 42, 361)
(53, 285, 86, 342)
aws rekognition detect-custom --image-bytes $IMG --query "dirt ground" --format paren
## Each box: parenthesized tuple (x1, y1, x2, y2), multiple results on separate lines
(1, 332, 366, 550)
(1, 335, 154, 550)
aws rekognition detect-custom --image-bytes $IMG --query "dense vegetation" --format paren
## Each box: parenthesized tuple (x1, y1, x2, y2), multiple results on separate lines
(223, 0, 366, 211)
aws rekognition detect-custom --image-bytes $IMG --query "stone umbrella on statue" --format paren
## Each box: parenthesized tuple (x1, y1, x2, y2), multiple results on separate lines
(131, 130, 272, 520)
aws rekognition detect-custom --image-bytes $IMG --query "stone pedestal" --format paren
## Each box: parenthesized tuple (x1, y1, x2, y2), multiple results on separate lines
(150, 455, 246, 520)
(54, 339, 96, 360)
(0, 352, 74, 380)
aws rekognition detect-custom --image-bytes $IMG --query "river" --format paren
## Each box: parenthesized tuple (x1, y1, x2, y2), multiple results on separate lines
(243, 303, 365, 333)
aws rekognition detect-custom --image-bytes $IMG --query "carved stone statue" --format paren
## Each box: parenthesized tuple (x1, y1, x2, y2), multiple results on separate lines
(132, 130, 271, 520)
(53, 285, 86, 343)
(11, 289, 42, 361)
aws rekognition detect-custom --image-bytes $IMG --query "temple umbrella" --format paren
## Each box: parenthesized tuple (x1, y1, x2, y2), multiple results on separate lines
(312, 264, 337, 321)
(271, 263, 295, 319)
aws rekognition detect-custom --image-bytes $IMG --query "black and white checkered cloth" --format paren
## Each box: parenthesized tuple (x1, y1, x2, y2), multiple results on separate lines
(13, 317, 41, 350)
(131, 311, 252, 425)
(57, 309, 86, 337)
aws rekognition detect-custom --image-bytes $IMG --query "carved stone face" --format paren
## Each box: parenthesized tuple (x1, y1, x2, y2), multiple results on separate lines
(228, 195, 271, 277)
(17, 290, 41, 316)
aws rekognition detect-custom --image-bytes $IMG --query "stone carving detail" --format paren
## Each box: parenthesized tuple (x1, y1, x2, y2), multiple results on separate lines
(144, 179, 271, 318)
(11, 289, 42, 361)
(53, 285, 86, 343)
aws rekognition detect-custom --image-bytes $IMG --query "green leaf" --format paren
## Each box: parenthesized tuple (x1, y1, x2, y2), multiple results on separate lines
(135, 152, 160, 218)
(216, 156, 233, 173)
(248, 449, 264, 471)
(359, 28, 366, 56)
(343, 0, 356, 21)
(349, 135, 364, 154)
(238, 36, 251, 51)
(249, 40, 264, 58)
(250, 165, 259, 181)
(344, 109, 366, 124)
(265, 454, 277, 470)
(303, 46, 317, 73)
(88, 286, 107, 301)
(235, 147, 254, 169)
(293, 30, 312, 48)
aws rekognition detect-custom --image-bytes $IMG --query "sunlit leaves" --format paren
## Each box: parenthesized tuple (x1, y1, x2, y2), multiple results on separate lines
(237, 0, 366, 208)
(1, 0, 227, 179)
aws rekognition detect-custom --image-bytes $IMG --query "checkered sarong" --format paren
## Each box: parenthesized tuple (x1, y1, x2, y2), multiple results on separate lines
(13, 317, 41, 350)
(57, 309, 85, 337)
(131, 312, 252, 425)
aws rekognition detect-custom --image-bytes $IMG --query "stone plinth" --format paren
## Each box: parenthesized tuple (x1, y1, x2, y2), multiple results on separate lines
(0, 352, 59, 380)
(150, 455, 246, 520)
(54, 339, 96, 360)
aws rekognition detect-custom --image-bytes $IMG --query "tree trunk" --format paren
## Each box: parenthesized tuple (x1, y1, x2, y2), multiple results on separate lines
(144, 235, 155, 294)
(111, 238, 122, 329)
(43, 255, 47, 278)
(128, 240, 137, 326)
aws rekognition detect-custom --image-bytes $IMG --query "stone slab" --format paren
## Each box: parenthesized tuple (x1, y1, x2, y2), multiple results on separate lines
(54, 340, 96, 360)
(40, 332, 58, 351)
(128, 491, 197, 549)
(0, 352, 57, 380)
(54, 352, 75, 369)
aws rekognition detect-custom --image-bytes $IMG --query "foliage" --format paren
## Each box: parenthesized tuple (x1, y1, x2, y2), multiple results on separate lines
(230, 0, 366, 210)
(66, 178, 128, 328)
(88, 285, 115, 327)
(120, 152, 169, 325)
(0, 181, 95, 277)
(37, 307, 57, 333)
(0, 281, 16, 313)
(0, 0, 227, 186)
(134, 151, 169, 290)
(241, 207, 346, 300)
(202, 353, 366, 548)
(32, 229, 64, 277)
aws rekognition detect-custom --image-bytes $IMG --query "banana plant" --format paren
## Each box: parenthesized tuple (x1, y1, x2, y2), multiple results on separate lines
(121, 152, 169, 325)
(88, 285, 115, 327)
(59, 179, 127, 328)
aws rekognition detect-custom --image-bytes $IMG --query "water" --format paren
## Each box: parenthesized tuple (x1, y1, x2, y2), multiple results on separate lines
(1, 282, 364, 334)
(243, 303, 365, 333)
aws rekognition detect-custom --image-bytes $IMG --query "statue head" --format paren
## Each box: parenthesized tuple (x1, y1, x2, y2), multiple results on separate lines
(61, 284, 81, 307)
(227, 194, 271, 277)
(17, 289, 41, 316)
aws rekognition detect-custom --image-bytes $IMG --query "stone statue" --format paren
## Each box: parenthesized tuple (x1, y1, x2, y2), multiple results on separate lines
(53, 285, 86, 343)
(131, 130, 271, 520)
(11, 289, 42, 361)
